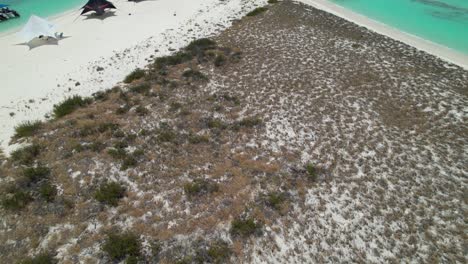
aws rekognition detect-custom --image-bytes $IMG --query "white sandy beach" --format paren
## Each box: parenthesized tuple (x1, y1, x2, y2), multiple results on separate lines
(1, 0, 467, 153)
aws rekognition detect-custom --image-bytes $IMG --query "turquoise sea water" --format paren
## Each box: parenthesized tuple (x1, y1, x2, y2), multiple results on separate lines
(331, 0, 468, 54)
(0, 0, 84, 33)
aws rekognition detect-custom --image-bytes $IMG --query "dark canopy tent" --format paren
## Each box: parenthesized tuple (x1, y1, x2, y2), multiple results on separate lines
(81, 0, 116, 16)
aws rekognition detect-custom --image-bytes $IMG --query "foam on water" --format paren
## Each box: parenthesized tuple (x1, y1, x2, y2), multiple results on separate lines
(332, 0, 468, 55)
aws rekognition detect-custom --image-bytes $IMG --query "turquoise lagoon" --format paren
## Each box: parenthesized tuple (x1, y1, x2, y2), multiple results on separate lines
(0, 0, 84, 33)
(331, 0, 468, 54)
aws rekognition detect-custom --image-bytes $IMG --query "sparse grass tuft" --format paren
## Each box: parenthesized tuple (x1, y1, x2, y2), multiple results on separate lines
(188, 134, 210, 144)
(39, 182, 57, 202)
(246, 7, 268, 17)
(124, 68, 146, 84)
(53, 96, 92, 118)
(95, 182, 126, 206)
(129, 83, 151, 94)
(10, 144, 41, 165)
(14, 120, 43, 139)
(265, 192, 285, 210)
(135, 105, 149, 116)
(206, 241, 231, 263)
(185, 38, 216, 56)
(306, 163, 317, 181)
(23, 165, 51, 183)
(206, 118, 227, 130)
(230, 217, 262, 237)
(1, 189, 32, 211)
(102, 232, 141, 261)
(238, 117, 262, 128)
(184, 179, 218, 198)
(19, 252, 56, 264)
(214, 54, 227, 67)
(182, 69, 208, 81)
(154, 52, 193, 69)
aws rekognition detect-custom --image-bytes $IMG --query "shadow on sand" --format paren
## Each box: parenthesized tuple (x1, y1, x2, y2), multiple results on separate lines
(83, 11, 117, 21)
(16, 36, 71, 50)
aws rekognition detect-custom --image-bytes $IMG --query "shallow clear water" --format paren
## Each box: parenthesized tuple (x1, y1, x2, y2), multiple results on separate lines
(0, 0, 84, 33)
(332, 0, 468, 54)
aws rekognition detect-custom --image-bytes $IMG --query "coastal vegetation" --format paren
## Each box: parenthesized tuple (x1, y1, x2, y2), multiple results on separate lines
(13, 120, 43, 139)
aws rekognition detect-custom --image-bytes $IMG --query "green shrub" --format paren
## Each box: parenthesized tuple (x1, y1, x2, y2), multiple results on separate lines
(129, 83, 151, 94)
(206, 118, 227, 130)
(182, 69, 208, 81)
(214, 54, 227, 67)
(124, 69, 146, 84)
(230, 217, 262, 237)
(157, 128, 177, 143)
(102, 232, 141, 261)
(10, 144, 41, 165)
(185, 38, 216, 56)
(95, 182, 126, 206)
(246, 7, 268, 16)
(154, 52, 193, 69)
(14, 120, 43, 139)
(268, 0, 279, 3)
(184, 179, 218, 198)
(306, 163, 317, 181)
(266, 192, 285, 210)
(39, 182, 57, 202)
(53, 96, 92, 118)
(121, 156, 137, 171)
(238, 117, 262, 127)
(188, 134, 209, 144)
(23, 165, 51, 183)
(207, 241, 231, 263)
(135, 105, 149, 116)
(1, 189, 32, 211)
(19, 252, 56, 264)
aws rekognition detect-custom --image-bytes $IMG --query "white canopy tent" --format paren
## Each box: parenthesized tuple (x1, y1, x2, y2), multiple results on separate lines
(17, 15, 57, 43)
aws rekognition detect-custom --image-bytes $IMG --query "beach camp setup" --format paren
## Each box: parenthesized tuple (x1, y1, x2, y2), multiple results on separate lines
(17, 15, 57, 43)
(0, 4, 20, 22)
(81, 0, 116, 16)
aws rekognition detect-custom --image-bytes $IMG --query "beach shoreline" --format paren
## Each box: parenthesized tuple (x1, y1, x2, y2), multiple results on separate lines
(298, 0, 468, 70)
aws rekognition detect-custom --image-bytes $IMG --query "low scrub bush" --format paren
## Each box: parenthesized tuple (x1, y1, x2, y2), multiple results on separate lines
(53, 96, 92, 118)
(306, 163, 317, 182)
(188, 134, 209, 144)
(265, 192, 286, 210)
(185, 38, 216, 56)
(10, 144, 41, 165)
(14, 120, 43, 139)
(1, 189, 32, 211)
(95, 182, 126, 206)
(184, 179, 218, 198)
(124, 68, 146, 84)
(39, 182, 57, 202)
(246, 7, 268, 16)
(19, 252, 56, 264)
(230, 217, 262, 237)
(182, 69, 208, 81)
(102, 232, 141, 261)
(154, 52, 193, 69)
(237, 117, 262, 128)
(214, 54, 227, 67)
(129, 83, 151, 94)
(23, 165, 51, 183)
